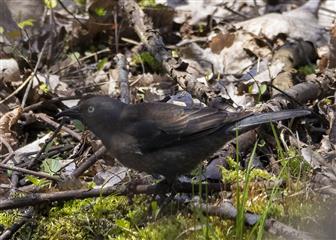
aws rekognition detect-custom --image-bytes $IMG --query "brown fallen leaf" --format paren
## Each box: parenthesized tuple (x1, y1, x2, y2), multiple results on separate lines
(0, 107, 22, 154)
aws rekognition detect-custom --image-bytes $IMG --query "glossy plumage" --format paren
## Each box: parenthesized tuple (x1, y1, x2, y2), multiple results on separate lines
(58, 96, 310, 182)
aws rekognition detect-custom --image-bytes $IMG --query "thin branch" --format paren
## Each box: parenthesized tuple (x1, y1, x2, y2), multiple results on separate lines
(192, 201, 314, 240)
(21, 41, 48, 108)
(0, 163, 60, 181)
(36, 113, 81, 141)
(71, 146, 106, 178)
(115, 53, 130, 104)
(23, 96, 81, 112)
(56, 0, 86, 28)
(0, 182, 226, 210)
(28, 119, 65, 169)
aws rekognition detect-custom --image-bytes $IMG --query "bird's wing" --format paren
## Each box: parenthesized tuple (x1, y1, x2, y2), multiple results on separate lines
(120, 102, 250, 151)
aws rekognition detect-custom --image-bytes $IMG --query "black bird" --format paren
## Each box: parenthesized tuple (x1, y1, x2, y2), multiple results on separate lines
(58, 96, 310, 183)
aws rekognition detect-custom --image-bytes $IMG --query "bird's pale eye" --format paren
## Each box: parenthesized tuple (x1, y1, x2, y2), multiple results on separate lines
(87, 106, 95, 113)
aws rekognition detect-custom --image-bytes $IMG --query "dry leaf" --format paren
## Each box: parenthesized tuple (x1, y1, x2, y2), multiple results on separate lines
(235, 1, 328, 46)
(0, 107, 22, 153)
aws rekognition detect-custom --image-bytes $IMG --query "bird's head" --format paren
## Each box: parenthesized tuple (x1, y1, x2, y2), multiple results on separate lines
(57, 96, 126, 134)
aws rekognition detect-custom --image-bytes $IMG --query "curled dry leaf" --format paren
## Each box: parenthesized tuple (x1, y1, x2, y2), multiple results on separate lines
(182, 30, 272, 75)
(0, 107, 22, 154)
(235, 0, 328, 47)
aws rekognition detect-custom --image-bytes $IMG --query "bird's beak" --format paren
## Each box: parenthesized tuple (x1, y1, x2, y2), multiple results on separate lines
(56, 106, 81, 120)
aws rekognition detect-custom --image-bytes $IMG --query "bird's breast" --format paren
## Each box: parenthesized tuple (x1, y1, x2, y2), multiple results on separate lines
(103, 132, 141, 157)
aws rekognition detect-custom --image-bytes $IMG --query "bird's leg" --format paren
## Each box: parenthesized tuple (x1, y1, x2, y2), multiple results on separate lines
(125, 181, 136, 205)
(142, 178, 172, 219)
(124, 177, 147, 204)
(154, 178, 178, 210)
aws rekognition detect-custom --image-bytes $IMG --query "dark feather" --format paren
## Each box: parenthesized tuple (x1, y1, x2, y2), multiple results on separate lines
(121, 103, 251, 151)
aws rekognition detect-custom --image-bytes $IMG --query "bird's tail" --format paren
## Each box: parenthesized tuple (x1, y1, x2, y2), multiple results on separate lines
(228, 109, 311, 132)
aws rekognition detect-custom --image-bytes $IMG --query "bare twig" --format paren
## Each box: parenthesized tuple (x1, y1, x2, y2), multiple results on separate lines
(221, 2, 248, 19)
(71, 146, 106, 178)
(28, 119, 65, 169)
(0, 182, 226, 210)
(121, 37, 140, 46)
(192, 201, 314, 240)
(0, 163, 60, 181)
(10, 172, 19, 195)
(21, 41, 48, 108)
(0, 137, 14, 156)
(23, 96, 80, 112)
(114, 54, 130, 104)
(114, 5, 120, 53)
(36, 113, 81, 141)
(265, 72, 335, 112)
(1, 152, 15, 164)
(0, 75, 33, 104)
(56, 0, 86, 28)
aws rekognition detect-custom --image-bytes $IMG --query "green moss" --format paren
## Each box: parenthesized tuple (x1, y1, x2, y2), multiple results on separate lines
(221, 157, 275, 184)
(137, 216, 184, 240)
(220, 148, 310, 220)
(6, 195, 147, 239)
(3, 191, 321, 240)
(118, 214, 240, 240)
(4, 194, 244, 240)
(0, 210, 19, 227)
(2, 146, 316, 240)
